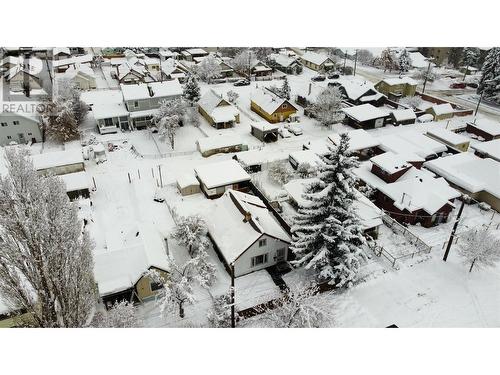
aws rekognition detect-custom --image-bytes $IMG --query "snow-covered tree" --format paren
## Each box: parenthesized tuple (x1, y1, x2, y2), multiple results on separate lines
(307, 87, 345, 127)
(412, 66, 438, 82)
(231, 49, 253, 73)
(41, 97, 80, 142)
(268, 160, 295, 185)
(398, 49, 412, 73)
(195, 56, 222, 83)
(280, 77, 291, 100)
(153, 99, 186, 150)
(356, 49, 374, 65)
(290, 134, 367, 287)
(380, 48, 397, 72)
(227, 90, 239, 104)
(448, 47, 464, 68)
(182, 75, 201, 105)
(186, 106, 200, 127)
(297, 162, 318, 179)
(251, 284, 333, 328)
(218, 47, 244, 58)
(478, 47, 500, 104)
(91, 301, 141, 328)
(207, 292, 232, 328)
(56, 79, 89, 125)
(457, 229, 500, 273)
(0, 148, 97, 328)
(461, 47, 480, 68)
(171, 214, 209, 256)
(251, 47, 274, 61)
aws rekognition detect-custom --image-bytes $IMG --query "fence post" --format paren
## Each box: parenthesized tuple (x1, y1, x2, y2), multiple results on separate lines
(128, 172, 131, 183)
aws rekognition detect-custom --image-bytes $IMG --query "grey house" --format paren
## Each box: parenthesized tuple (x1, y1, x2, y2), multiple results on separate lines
(0, 111, 42, 146)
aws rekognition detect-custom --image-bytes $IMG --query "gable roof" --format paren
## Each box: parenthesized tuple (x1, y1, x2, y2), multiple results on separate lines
(330, 76, 379, 101)
(342, 104, 389, 122)
(379, 77, 418, 86)
(198, 89, 226, 114)
(300, 51, 333, 66)
(391, 109, 417, 122)
(371, 151, 411, 174)
(430, 103, 454, 116)
(194, 159, 250, 189)
(268, 53, 301, 68)
(251, 88, 296, 114)
(205, 190, 290, 264)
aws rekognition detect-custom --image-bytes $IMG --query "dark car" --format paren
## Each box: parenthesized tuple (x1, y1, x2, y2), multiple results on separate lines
(466, 82, 479, 89)
(328, 73, 340, 79)
(450, 82, 466, 89)
(233, 79, 250, 86)
(311, 75, 326, 82)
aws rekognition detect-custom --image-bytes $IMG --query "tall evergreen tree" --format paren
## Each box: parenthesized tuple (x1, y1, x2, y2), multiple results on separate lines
(478, 47, 500, 104)
(280, 77, 291, 100)
(182, 75, 201, 105)
(461, 47, 480, 68)
(398, 49, 411, 73)
(448, 47, 464, 68)
(290, 134, 366, 287)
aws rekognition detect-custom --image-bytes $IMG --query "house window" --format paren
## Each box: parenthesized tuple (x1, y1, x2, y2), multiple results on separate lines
(281, 104, 287, 109)
(1, 122, 7, 127)
(7, 136, 12, 139)
(150, 281, 163, 292)
(251, 253, 268, 267)
(258, 238, 267, 247)
(134, 101, 139, 108)
(104, 118, 113, 126)
(13, 121, 20, 125)
(28, 132, 32, 135)
(273, 113, 277, 118)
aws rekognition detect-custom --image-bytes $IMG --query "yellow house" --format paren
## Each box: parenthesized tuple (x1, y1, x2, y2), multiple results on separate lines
(299, 51, 335, 72)
(425, 128, 470, 152)
(250, 88, 297, 123)
(198, 89, 240, 129)
(426, 103, 454, 121)
(375, 77, 417, 101)
(93, 224, 170, 307)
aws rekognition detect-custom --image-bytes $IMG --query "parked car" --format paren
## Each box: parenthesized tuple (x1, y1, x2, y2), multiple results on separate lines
(466, 82, 479, 89)
(278, 127, 291, 138)
(450, 82, 466, 89)
(417, 114, 434, 123)
(311, 75, 326, 82)
(286, 123, 303, 135)
(287, 114, 300, 123)
(233, 79, 250, 86)
(327, 72, 340, 79)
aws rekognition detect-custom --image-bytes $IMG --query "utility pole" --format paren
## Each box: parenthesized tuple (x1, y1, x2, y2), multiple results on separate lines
(475, 91, 483, 116)
(230, 263, 235, 328)
(463, 63, 469, 81)
(422, 62, 432, 94)
(443, 198, 466, 262)
(353, 50, 358, 76)
(343, 50, 347, 71)
(158, 165, 163, 188)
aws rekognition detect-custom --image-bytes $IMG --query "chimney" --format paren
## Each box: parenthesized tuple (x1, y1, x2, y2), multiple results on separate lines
(243, 211, 252, 222)
(308, 82, 312, 96)
(401, 192, 406, 204)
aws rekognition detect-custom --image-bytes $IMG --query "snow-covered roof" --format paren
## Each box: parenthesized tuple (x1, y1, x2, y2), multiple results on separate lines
(211, 106, 240, 123)
(398, 130, 447, 154)
(250, 121, 280, 132)
(289, 150, 323, 166)
(408, 52, 432, 69)
(391, 109, 417, 122)
(378, 131, 446, 159)
(424, 153, 500, 197)
(378, 170, 460, 215)
(467, 118, 500, 137)
(176, 173, 199, 189)
(32, 149, 84, 170)
(236, 150, 288, 167)
(185, 48, 208, 56)
(470, 139, 500, 162)
(302, 140, 332, 156)
(371, 152, 411, 174)
(92, 102, 129, 120)
(194, 159, 250, 189)
(60, 63, 95, 80)
(53, 47, 71, 56)
(283, 178, 382, 230)
(331, 76, 379, 101)
(198, 89, 238, 123)
(300, 51, 333, 66)
(431, 103, 454, 116)
(251, 88, 295, 115)
(93, 223, 169, 297)
(52, 54, 93, 68)
(196, 134, 243, 154)
(380, 77, 418, 86)
(159, 48, 174, 58)
(205, 190, 290, 264)
(328, 129, 380, 152)
(342, 104, 389, 122)
(268, 53, 300, 68)
(426, 128, 469, 146)
(121, 83, 150, 101)
(59, 171, 89, 192)
(148, 79, 183, 98)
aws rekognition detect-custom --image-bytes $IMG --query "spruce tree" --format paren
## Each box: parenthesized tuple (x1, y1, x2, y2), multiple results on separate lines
(280, 77, 291, 100)
(478, 48, 500, 104)
(182, 75, 201, 105)
(398, 49, 411, 73)
(290, 133, 366, 287)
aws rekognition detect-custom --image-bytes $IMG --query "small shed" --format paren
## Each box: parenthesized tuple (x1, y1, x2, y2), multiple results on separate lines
(342, 104, 389, 129)
(177, 173, 201, 196)
(196, 135, 247, 157)
(425, 128, 470, 152)
(289, 150, 323, 169)
(194, 159, 251, 198)
(60, 171, 90, 200)
(426, 103, 454, 121)
(390, 109, 417, 125)
(250, 121, 279, 142)
(32, 149, 85, 176)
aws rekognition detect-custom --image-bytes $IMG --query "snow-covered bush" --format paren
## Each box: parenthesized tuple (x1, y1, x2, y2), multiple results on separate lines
(171, 214, 209, 256)
(268, 161, 295, 185)
(399, 95, 423, 109)
(227, 90, 239, 104)
(207, 293, 232, 328)
(457, 229, 500, 272)
(296, 163, 318, 179)
(91, 301, 141, 328)
(307, 87, 345, 127)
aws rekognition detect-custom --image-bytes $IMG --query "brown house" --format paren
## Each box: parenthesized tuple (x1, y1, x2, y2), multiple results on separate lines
(198, 89, 240, 129)
(250, 88, 297, 123)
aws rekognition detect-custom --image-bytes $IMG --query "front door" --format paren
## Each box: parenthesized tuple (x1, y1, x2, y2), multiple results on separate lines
(18, 133, 26, 144)
(275, 248, 286, 262)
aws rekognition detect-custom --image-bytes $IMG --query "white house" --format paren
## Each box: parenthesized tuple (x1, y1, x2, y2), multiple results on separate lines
(0, 111, 42, 146)
(205, 190, 291, 277)
(58, 64, 96, 90)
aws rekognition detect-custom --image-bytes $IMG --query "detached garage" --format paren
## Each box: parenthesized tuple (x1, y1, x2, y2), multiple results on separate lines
(342, 104, 389, 129)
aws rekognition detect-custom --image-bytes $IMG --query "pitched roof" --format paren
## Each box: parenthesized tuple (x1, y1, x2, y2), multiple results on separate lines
(251, 88, 296, 114)
(268, 53, 301, 68)
(199, 89, 225, 114)
(205, 190, 290, 264)
(342, 104, 389, 122)
(371, 152, 411, 174)
(391, 109, 417, 122)
(380, 77, 418, 86)
(431, 103, 454, 116)
(300, 51, 333, 66)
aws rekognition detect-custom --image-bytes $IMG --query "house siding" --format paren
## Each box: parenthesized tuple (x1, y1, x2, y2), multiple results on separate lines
(0, 114, 42, 145)
(250, 101, 297, 123)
